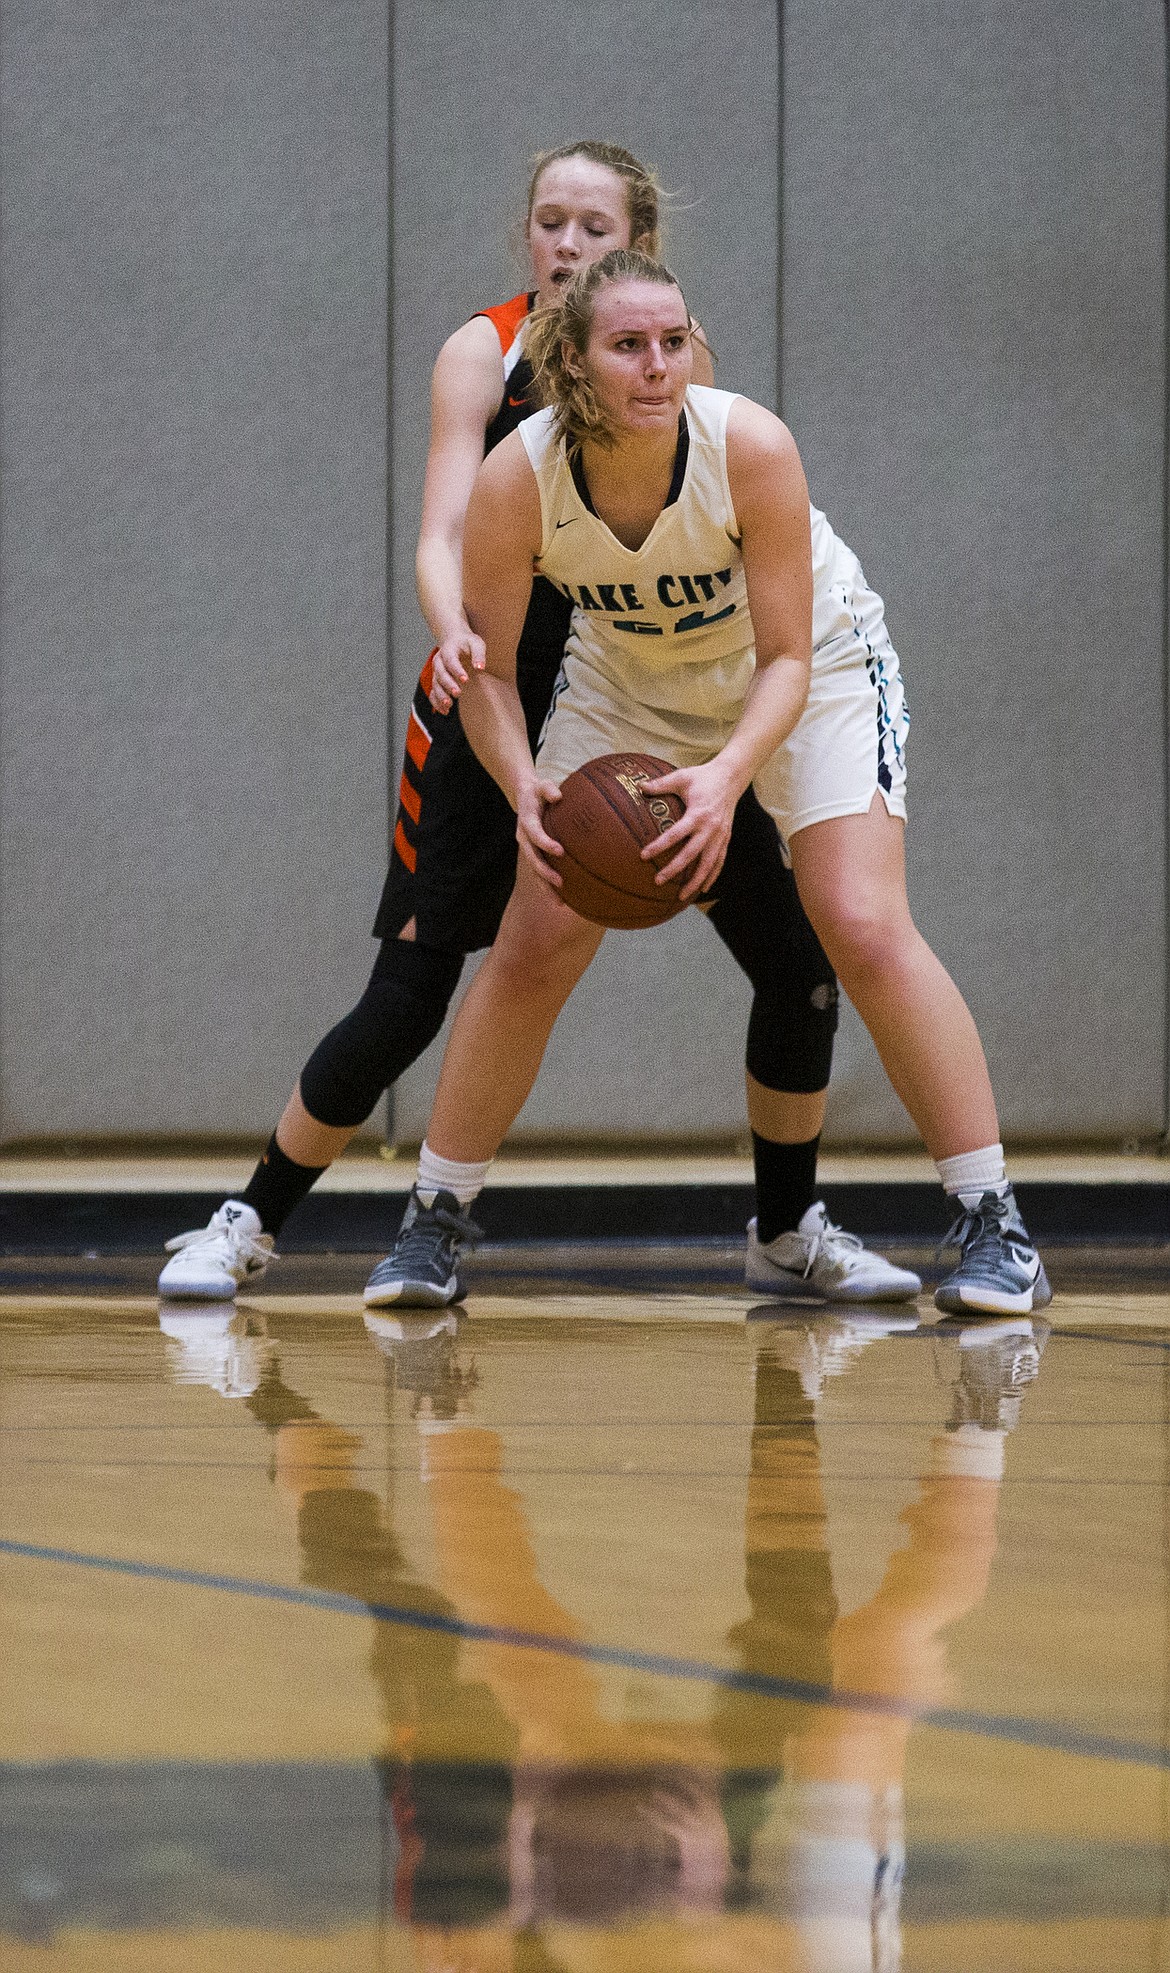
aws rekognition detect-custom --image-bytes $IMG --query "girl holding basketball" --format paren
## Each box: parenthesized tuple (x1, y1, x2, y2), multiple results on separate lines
(370, 251, 1048, 1318)
(160, 144, 915, 1307)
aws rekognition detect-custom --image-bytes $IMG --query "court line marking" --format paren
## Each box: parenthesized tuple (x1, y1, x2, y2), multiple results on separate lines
(1054, 1329, 1170, 1352)
(2, 1535, 1167, 1773)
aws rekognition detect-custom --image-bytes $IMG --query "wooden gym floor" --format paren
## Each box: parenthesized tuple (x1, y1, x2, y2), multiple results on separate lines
(2, 1158, 1170, 1970)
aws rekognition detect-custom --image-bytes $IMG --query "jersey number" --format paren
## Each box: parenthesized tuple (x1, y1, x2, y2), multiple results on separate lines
(673, 602, 738, 634)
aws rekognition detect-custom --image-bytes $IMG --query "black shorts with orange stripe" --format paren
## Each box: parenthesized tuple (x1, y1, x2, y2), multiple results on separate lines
(373, 576, 573, 953)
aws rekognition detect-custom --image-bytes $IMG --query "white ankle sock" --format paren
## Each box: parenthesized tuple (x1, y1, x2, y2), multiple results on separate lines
(936, 1143, 1009, 1209)
(933, 1425, 1007, 1480)
(416, 1141, 491, 1209)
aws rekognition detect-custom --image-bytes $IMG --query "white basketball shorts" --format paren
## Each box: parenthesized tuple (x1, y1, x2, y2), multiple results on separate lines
(535, 574, 909, 846)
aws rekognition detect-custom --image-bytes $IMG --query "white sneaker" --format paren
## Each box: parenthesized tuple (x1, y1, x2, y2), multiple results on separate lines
(158, 1304, 273, 1397)
(158, 1201, 275, 1300)
(757, 1312, 921, 1401)
(746, 1202, 922, 1303)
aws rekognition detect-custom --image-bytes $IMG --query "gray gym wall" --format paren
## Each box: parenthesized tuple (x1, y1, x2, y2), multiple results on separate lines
(0, 0, 1165, 1148)
(779, 0, 1168, 1145)
(0, 0, 389, 1140)
(388, 0, 783, 1144)
(391, 0, 1169, 1145)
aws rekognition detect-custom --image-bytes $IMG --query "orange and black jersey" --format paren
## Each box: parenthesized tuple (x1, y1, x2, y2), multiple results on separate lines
(478, 292, 541, 454)
(472, 292, 572, 682)
(374, 294, 572, 951)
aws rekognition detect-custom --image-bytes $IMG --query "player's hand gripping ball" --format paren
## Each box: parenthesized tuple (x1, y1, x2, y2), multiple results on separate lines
(543, 754, 691, 928)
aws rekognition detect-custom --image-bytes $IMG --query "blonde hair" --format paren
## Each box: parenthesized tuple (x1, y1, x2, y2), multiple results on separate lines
(526, 249, 688, 453)
(526, 141, 663, 258)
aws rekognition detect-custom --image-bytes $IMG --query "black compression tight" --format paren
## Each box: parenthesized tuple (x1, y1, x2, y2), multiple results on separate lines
(705, 860, 839, 1096)
(298, 938, 466, 1129)
(299, 835, 837, 1136)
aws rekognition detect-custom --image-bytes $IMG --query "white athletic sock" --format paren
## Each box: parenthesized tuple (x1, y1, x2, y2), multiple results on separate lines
(416, 1141, 491, 1209)
(936, 1143, 1008, 1210)
(932, 1424, 1007, 1481)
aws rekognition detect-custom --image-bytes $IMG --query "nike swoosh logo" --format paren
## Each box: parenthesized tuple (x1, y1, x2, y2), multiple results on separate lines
(508, 395, 527, 407)
(555, 519, 575, 529)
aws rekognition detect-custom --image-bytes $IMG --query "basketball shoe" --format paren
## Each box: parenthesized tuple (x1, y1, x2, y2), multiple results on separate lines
(158, 1304, 273, 1398)
(939, 1315, 1051, 1434)
(363, 1187, 483, 1309)
(934, 1187, 1052, 1316)
(158, 1201, 275, 1300)
(363, 1310, 479, 1421)
(755, 1310, 922, 1401)
(746, 1202, 922, 1303)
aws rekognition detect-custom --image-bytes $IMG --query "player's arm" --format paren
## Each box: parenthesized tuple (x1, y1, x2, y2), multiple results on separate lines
(415, 316, 505, 711)
(720, 399, 813, 777)
(645, 401, 812, 899)
(459, 436, 565, 883)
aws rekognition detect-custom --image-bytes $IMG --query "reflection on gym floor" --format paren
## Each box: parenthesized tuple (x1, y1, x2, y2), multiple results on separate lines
(2, 1289, 1169, 1970)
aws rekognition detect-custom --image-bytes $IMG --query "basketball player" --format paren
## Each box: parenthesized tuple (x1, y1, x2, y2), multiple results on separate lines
(159, 144, 918, 1308)
(368, 251, 1049, 1318)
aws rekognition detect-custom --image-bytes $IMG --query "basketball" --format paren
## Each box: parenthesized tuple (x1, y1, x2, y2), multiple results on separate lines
(543, 753, 690, 928)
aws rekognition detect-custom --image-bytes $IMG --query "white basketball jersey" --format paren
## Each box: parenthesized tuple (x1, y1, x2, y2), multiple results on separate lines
(519, 384, 867, 722)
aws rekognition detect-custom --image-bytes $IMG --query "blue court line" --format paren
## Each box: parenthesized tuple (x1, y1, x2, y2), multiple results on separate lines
(3, 1535, 1168, 1773)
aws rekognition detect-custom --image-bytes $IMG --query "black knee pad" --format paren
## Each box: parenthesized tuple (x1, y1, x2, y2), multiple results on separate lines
(299, 940, 465, 1128)
(707, 792, 833, 991)
(745, 975, 839, 1094)
(706, 797, 839, 1095)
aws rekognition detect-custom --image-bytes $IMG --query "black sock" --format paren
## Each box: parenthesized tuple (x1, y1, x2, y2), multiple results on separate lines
(753, 1131, 820, 1244)
(240, 1132, 328, 1237)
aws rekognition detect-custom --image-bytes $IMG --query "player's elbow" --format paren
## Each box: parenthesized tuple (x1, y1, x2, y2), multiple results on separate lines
(759, 647, 811, 712)
(792, 657, 812, 718)
(415, 523, 460, 587)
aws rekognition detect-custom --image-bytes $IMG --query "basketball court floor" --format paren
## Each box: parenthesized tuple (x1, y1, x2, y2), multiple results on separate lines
(3, 1162, 1170, 1971)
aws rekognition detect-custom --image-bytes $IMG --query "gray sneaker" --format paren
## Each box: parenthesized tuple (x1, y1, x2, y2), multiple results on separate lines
(363, 1187, 484, 1309)
(939, 1315, 1051, 1433)
(934, 1187, 1052, 1316)
(746, 1202, 922, 1303)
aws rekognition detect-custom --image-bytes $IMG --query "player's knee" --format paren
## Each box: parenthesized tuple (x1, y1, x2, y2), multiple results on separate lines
(491, 926, 592, 1005)
(299, 1011, 389, 1129)
(490, 887, 599, 997)
(805, 883, 904, 981)
(746, 980, 839, 1094)
(831, 910, 887, 977)
(299, 941, 464, 1127)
